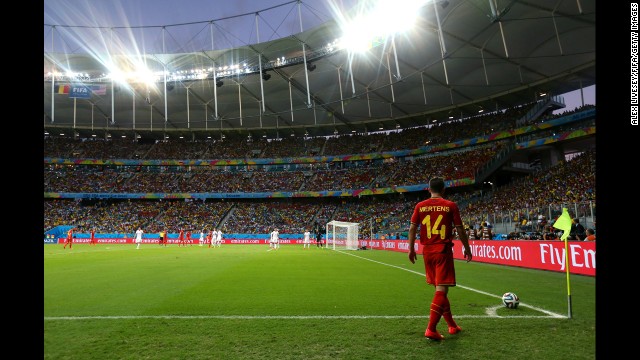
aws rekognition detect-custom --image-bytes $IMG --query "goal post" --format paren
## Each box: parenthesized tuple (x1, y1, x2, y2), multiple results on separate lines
(326, 220, 359, 250)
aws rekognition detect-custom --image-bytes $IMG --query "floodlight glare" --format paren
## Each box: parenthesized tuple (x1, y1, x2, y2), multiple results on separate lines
(338, 0, 425, 52)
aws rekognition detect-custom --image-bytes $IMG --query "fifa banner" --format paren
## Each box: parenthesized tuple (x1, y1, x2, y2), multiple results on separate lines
(358, 239, 595, 277)
(54, 84, 107, 98)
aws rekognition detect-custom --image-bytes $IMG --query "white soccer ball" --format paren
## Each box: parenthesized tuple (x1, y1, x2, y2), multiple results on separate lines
(502, 292, 519, 309)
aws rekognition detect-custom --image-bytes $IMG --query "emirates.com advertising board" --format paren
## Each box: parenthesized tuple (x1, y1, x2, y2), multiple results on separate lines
(373, 239, 595, 277)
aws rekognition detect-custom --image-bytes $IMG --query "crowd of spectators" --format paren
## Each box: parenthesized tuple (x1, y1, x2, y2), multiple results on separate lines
(44, 137, 151, 159)
(44, 104, 595, 239)
(148, 199, 232, 234)
(43, 143, 505, 194)
(463, 148, 595, 220)
(44, 144, 594, 237)
(45, 103, 592, 160)
(461, 148, 595, 238)
(44, 199, 165, 234)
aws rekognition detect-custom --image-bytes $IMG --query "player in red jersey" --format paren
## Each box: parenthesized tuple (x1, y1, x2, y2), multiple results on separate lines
(63, 227, 75, 249)
(186, 230, 192, 246)
(178, 228, 185, 247)
(90, 228, 97, 246)
(408, 177, 472, 341)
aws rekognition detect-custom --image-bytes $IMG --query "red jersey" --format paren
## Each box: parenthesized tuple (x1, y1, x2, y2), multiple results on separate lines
(410, 197, 462, 254)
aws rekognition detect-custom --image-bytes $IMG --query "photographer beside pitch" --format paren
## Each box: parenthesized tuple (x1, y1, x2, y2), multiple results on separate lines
(408, 177, 472, 341)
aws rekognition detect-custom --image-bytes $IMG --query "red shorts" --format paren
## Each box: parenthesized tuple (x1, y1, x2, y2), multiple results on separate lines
(422, 251, 456, 286)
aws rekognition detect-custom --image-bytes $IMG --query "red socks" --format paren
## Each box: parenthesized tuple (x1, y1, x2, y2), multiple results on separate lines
(441, 295, 457, 328)
(427, 290, 462, 337)
(427, 290, 446, 332)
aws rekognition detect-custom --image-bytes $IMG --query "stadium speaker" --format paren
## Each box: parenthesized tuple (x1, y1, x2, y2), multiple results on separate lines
(307, 63, 316, 71)
(216, 80, 224, 87)
(262, 71, 271, 81)
(166, 83, 175, 91)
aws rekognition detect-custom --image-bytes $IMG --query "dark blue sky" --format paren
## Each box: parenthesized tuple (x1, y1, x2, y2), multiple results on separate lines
(44, 0, 360, 52)
(44, 0, 358, 27)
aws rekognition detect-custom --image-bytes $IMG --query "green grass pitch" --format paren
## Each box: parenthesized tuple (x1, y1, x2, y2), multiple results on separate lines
(44, 244, 595, 360)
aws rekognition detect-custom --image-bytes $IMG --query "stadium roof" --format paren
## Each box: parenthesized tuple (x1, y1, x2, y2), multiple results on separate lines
(44, 0, 595, 141)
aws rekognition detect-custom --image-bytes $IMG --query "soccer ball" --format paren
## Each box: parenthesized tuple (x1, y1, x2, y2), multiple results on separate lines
(502, 292, 519, 309)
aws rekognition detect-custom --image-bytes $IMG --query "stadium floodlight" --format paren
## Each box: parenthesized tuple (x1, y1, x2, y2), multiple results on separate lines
(337, 0, 425, 53)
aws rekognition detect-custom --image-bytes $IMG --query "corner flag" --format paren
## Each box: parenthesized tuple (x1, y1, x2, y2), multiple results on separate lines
(552, 207, 574, 318)
(553, 208, 573, 241)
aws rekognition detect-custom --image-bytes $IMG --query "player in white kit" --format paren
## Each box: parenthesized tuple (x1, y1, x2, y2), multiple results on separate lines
(303, 230, 311, 249)
(269, 228, 280, 250)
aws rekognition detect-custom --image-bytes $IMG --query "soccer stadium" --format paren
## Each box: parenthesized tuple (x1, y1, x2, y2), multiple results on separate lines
(44, 1, 596, 359)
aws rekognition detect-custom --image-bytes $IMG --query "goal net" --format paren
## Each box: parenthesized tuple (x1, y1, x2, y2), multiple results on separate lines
(326, 220, 359, 250)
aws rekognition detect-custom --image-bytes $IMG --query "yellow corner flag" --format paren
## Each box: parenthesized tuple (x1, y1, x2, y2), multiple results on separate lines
(553, 208, 573, 241)
(552, 207, 575, 318)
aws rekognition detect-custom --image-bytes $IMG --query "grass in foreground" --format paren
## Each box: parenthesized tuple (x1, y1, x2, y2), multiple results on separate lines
(44, 244, 595, 359)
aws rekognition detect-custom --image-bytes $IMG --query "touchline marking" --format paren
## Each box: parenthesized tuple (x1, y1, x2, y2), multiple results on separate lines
(44, 314, 562, 321)
(335, 250, 566, 319)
